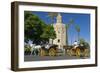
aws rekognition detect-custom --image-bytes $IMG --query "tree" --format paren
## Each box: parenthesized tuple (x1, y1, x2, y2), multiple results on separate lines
(40, 25, 56, 44)
(48, 12, 58, 25)
(75, 25, 80, 43)
(66, 19, 74, 45)
(25, 11, 56, 45)
(47, 12, 57, 44)
(79, 38, 90, 49)
(49, 25, 56, 39)
(24, 11, 46, 44)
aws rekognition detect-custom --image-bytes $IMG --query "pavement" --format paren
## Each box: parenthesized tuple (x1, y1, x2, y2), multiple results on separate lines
(24, 54, 88, 62)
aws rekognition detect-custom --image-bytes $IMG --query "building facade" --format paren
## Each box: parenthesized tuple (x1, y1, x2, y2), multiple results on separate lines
(53, 13, 66, 49)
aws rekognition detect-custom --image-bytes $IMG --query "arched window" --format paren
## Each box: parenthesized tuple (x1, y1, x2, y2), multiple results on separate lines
(58, 39, 60, 43)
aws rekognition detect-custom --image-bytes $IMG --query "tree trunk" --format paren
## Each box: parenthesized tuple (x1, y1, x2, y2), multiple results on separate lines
(66, 29, 68, 46)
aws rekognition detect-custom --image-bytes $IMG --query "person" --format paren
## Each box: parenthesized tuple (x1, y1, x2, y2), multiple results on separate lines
(73, 41, 78, 49)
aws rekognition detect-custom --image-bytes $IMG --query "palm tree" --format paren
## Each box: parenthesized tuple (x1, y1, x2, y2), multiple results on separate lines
(66, 24, 69, 45)
(48, 12, 58, 25)
(66, 19, 74, 45)
(47, 12, 57, 44)
(75, 25, 80, 43)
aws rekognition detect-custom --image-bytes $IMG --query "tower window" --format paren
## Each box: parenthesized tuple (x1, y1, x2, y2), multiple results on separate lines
(58, 39, 60, 43)
(58, 31, 60, 33)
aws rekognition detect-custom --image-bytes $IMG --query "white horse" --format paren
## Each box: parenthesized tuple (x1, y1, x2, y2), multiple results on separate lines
(30, 44, 41, 55)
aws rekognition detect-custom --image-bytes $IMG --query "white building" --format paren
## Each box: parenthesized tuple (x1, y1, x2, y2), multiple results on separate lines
(53, 13, 67, 49)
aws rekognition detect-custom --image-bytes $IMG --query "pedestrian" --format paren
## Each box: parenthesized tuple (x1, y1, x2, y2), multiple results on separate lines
(73, 41, 78, 49)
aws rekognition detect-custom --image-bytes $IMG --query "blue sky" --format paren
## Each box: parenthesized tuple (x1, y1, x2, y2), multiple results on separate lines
(30, 11, 90, 45)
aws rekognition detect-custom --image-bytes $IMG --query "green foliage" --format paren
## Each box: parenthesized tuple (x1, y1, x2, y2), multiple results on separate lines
(79, 38, 90, 49)
(69, 18, 74, 24)
(49, 25, 56, 39)
(65, 19, 74, 45)
(75, 25, 80, 42)
(75, 25, 80, 32)
(65, 24, 69, 30)
(40, 25, 56, 41)
(24, 11, 56, 44)
(24, 11, 46, 42)
(24, 45, 31, 51)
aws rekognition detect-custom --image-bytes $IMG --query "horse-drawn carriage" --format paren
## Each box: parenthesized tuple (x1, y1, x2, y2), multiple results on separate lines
(24, 43, 58, 56)
(39, 45, 58, 56)
(67, 45, 89, 57)
(24, 42, 90, 57)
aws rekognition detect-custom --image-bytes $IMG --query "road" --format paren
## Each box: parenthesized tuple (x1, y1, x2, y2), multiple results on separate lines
(24, 55, 87, 61)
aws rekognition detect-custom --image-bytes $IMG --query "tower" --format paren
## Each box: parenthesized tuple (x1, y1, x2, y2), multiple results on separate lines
(53, 13, 66, 49)
(57, 13, 62, 23)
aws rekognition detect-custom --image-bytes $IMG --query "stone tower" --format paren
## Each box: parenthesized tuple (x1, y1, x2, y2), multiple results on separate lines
(53, 13, 66, 49)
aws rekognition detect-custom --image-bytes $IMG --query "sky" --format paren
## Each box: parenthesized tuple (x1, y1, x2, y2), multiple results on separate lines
(26, 11, 90, 45)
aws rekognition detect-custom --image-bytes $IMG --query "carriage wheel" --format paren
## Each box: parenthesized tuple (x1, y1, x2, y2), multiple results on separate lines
(49, 48, 56, 56)
(84, 49, 89, 57)
(76, 48, 81, 57)
(40, 49, 46, 56)
(69, 49, 73, 56)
